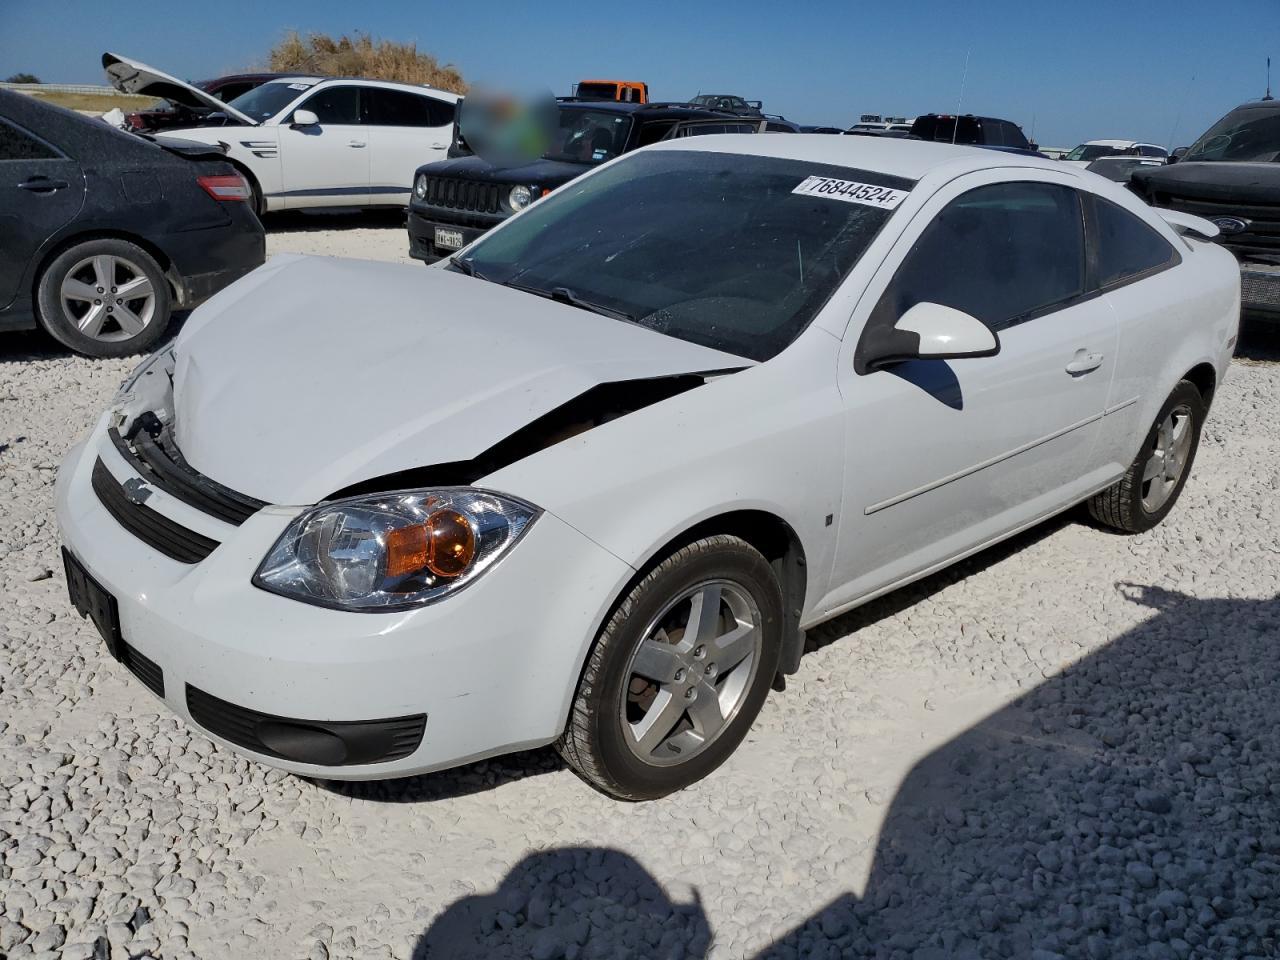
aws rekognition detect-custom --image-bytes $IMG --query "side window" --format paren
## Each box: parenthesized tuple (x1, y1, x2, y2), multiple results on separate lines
(215, 82, 254, 102)
(982, 121, 1003, 146)
(1137, 145, 1165, 158)
(0, 120, 58, 161)
(1091, 196, 1177, 288)
(637, 121, 677, 146)
(299, 86, 361, 124)
(875, 181, 1085, 331)
(367, 88, 430, 126)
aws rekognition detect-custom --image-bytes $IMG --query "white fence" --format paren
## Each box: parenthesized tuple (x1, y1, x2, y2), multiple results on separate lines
(0, 82, 125, 95)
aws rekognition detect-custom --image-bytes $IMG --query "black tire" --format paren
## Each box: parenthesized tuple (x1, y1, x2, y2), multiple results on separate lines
(1088, 380, 1206, 533)
(557, 535, 783, 800)
(36, 238, 171, 358)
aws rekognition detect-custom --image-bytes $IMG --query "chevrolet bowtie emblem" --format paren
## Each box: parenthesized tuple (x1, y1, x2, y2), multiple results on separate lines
(122, 477, 153, 506)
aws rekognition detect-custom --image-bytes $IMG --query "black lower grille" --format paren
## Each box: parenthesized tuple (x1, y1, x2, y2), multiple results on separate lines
(92, 458, 219, 563)
(422, 176, 503, 214)
(1243, 267, 1280, 311)
(120, 640, 164, 698)
(109, 426, 264, 526)
(186, 685, 427, 766)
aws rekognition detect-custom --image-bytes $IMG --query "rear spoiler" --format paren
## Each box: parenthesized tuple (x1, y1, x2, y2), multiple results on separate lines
(1157, 209, 1219, 240)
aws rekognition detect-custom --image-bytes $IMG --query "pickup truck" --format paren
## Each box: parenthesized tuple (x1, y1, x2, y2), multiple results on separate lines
(1131, 98, 1280, 321)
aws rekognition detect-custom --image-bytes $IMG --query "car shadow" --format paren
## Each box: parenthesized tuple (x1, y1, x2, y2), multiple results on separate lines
(310, 745, 566, 805)
(0, 313, 189, 364)
(407, 587, 1280, 958)
(1236, 312, 1280, 363)
(260, 207, 406, 233)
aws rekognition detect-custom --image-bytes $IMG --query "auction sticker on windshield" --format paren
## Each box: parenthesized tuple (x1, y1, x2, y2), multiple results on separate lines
(793, 176, 907, 209)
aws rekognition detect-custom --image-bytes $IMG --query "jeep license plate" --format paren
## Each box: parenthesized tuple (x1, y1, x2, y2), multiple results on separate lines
(434, 227, 464, 250)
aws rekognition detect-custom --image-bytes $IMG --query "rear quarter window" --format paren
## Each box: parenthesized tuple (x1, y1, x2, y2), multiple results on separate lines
(1091, 197, 1178, 288)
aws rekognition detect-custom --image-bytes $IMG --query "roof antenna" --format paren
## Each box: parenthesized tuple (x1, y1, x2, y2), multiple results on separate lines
(952, 48, 971, 144)
(1167, 73, 1196, 150)
(1265, 57, 1274, 100)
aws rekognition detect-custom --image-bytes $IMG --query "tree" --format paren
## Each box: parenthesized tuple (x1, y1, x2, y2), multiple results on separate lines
(266, 32, 465, 93)
(5, 73, 41, 84)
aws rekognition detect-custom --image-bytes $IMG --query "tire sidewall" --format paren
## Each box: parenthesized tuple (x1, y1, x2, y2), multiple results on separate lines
(1128, 381, 1206, 531)
(36, 239, 171, 358)
(588, 541, 783, 800)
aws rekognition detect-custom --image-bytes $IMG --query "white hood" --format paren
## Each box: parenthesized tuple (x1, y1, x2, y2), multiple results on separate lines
(102, 52, 257, 126)
(172, 256, 748, 505)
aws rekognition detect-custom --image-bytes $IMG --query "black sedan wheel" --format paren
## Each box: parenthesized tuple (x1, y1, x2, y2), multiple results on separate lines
(37, 238, 171, 358)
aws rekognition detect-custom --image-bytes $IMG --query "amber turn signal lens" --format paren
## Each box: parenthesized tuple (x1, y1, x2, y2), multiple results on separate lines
(383, 511, 476, 581)
(425, 509, 475, 577)
(384, 523, 429, 579)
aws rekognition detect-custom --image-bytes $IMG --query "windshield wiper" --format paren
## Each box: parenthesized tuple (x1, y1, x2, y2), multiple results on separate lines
(500, 281, 634, 323)
(447, 255, 492, 282)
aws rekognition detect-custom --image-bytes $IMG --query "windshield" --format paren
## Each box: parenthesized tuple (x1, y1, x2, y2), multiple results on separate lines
(226, 81, 312, 122)
(576, 83, 618, 100)
(1183, 107, 1280, 162)
(456, 149, 908, 361)
(911, 117, 980, 144)
(544, 108, 632, 164)
(1066, 143, 1124, 161)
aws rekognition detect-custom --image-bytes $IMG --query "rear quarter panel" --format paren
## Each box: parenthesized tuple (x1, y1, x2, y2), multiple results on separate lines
(1096, 234, 1240, 468)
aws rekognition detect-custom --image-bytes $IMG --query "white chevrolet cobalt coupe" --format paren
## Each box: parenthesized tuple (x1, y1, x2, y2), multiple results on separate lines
(57, 135, 1239, 799)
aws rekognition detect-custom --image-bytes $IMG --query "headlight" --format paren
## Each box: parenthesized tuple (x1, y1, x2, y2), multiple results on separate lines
(115, 347, 174, 400)
(253, 489, 539, 611)
(414, 173, 428, 200)
(508, 185, 533, 210)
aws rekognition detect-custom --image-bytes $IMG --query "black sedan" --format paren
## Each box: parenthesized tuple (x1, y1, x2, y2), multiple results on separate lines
(0, 91, 265, 357)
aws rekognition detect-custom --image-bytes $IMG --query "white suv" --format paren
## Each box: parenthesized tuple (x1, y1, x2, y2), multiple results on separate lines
(104, 53, 460, 213)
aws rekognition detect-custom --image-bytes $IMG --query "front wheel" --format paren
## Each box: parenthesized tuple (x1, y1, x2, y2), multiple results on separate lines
(1088, 380, 1206, 533)
(557, 535, 783, 800)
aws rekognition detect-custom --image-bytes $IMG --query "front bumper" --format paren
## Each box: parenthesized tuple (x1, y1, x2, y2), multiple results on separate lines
(55, 415, 632, 780)
(406, 208, 502, 263)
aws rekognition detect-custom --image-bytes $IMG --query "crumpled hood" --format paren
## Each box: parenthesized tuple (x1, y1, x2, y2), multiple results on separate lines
(172, 255, 747, 505)
(102, 52, 257, 126)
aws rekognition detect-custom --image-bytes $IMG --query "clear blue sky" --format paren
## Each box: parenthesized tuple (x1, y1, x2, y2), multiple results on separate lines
(1, 0, 1275, 148)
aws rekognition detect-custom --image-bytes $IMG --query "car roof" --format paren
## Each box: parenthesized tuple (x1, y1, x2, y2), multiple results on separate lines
(649, 131, 1066, 182)
(1082, 139, 1139, 147)
(559, 99, 741, 121)
(258, 76, 461, 100)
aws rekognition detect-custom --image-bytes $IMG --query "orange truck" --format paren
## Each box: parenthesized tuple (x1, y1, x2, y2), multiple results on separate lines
(573, 79, 649, 103)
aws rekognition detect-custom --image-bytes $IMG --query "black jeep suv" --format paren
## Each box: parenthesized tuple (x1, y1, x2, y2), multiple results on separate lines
(1131, 98, 1280, 320)
(406, 100, 760, 263)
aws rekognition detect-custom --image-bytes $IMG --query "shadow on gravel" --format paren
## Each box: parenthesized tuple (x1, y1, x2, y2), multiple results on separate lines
(0, 314, 188, 364)
(411, 587, 1280, 959)
(804, 510, 1075, 657)
(1236, 312, 1280, 364)
(313, 746, 564, 804)
(260, 207, 406, 233)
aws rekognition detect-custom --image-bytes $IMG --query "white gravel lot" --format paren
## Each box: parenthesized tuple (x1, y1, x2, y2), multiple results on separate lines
(2, 213, 1279, 960)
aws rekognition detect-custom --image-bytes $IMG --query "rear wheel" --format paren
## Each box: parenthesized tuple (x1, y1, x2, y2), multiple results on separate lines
(36, 238, 170, 358)
(557, 535, 782, 800)
(1088, 380, 1205, 533)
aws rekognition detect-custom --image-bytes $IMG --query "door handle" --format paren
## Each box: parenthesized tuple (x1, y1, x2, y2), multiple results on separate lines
(347, 140, 367, 148)
(1065, 351, 1105, 375)
(429, 145, 447, 150)
(18, 177, 69, 193)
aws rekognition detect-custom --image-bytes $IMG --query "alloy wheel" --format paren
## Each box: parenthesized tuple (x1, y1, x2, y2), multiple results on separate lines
(60, 254, 156, 342)
(620, 579, 763, 766)
(1141, 403, 1194, 513)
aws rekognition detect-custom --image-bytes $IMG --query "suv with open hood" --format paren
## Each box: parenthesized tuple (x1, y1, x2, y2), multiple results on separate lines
(103, 52, 460, 215)
(1130, 98, 1280, 320)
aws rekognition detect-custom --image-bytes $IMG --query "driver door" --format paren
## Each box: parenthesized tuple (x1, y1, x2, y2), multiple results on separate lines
(822, 172, 1119, 612)
(277, 85, 369, 208)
